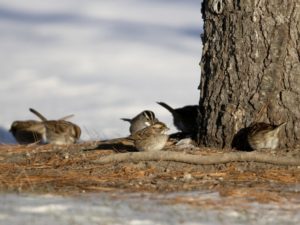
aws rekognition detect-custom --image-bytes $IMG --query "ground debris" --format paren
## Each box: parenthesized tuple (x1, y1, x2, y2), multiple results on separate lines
(0, 141, 299, 204)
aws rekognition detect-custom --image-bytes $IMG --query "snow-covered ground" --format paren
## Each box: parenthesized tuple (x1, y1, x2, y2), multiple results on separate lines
(0, 0, 202, 142)
(1, 192, 299, 225)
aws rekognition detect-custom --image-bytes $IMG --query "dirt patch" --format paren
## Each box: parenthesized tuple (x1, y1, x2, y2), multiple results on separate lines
(0, 139, 299, 204)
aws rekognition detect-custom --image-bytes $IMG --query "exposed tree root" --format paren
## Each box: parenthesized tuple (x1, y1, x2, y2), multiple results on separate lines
(93, 151, 300, 166)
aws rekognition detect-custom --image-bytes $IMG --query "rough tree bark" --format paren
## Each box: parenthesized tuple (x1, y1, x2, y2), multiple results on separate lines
(198, 0, 300, 148)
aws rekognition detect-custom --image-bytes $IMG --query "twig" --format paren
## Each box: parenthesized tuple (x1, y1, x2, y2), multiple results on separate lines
(93, 151, 300, 166)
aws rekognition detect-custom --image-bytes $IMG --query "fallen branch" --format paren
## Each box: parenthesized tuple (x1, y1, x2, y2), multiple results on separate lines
(93, 151, 300, 166)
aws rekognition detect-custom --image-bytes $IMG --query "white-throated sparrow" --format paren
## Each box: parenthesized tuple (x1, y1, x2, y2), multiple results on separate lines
(29, 108, 81, 145)
(247, 122, 286, 150)
(157, 102, 198, 134)
(129, 121, 169, 152)
(121, 110, 159, 134)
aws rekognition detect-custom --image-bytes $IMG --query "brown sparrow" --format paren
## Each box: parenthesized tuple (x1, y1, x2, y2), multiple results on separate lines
(157, 102, 198, 134)
(10, 113, 75, 145)
(10, 120, 45, 144)
(129, 121, 169, 152)
(121, 110, 159, 134)
(29, 108, 81, 145)
(247, 122, 286, 150)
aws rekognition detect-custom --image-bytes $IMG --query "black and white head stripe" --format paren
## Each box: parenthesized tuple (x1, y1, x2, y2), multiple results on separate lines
(142, 110, 156, 122)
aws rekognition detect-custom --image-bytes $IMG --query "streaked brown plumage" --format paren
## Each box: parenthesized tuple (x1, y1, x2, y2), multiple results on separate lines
(121, 110, 159, 134)
(247, 122, 286, 150)
(129, 121, 169, 152)
(29, 108, 81, 145)
(10, 120, 45, 144)
(157, 102, 198, 134)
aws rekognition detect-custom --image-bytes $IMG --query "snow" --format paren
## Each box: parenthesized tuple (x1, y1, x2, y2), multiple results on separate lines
(0, 0, 202, 142)
(0, 192, 299, 225)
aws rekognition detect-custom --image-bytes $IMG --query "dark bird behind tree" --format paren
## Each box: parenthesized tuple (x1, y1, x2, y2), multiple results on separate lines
(157, 102, 199, 134)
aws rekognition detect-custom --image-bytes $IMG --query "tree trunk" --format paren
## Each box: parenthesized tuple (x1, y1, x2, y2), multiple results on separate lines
(198, 0, 300, 148)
